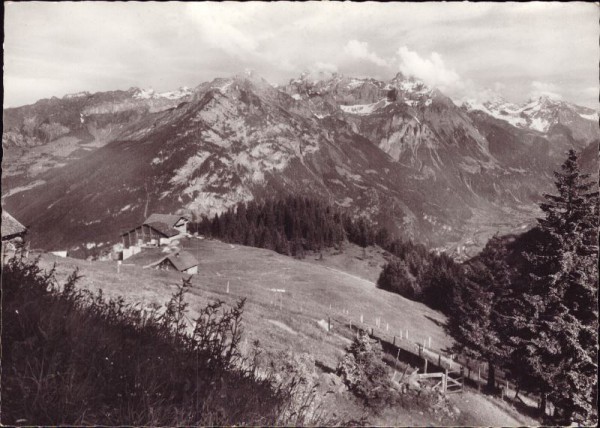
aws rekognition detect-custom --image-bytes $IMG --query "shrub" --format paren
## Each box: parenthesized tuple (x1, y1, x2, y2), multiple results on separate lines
(336, 330, 394, 410)
(0, 256, 298, 426)
(377, 258, 420, 298)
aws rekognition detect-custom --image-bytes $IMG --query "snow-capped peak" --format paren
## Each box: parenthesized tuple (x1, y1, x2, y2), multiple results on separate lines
(132, 88, 156, 99)
(159, 86, 192, 100)
(63, 91, 91, 99)
(131, 86, 192, 100)
(463, 92, 598, 133)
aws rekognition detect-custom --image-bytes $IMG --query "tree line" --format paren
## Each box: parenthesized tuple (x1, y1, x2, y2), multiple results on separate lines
(189, 196, 345, 257)
(188, 195, 402, 257)
(188, 195, 464, 310)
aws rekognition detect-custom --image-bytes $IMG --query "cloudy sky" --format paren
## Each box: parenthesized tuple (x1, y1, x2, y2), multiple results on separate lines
(4, 2, 599, 108)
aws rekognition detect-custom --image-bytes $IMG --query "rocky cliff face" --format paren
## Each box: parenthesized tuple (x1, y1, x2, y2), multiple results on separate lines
(3, 71, 598, 258)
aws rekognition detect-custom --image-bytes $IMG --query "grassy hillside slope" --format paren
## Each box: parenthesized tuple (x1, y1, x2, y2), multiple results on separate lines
(29, 239, 539, 425)
(36, 239, 449, 369)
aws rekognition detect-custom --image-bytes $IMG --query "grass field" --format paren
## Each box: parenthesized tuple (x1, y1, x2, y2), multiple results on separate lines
(29, 238, 539, 425)
(36, 239, 449, 368)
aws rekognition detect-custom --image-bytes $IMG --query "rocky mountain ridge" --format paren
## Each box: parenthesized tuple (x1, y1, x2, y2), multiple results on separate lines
(2, 71, 598, 258)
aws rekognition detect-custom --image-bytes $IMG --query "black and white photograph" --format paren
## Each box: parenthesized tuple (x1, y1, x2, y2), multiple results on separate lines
(1, 1, 598, 426)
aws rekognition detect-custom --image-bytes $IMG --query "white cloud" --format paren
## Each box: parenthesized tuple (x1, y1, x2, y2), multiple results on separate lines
(186, 3, 260, 58)
(344, 40, 389, 67)
(397, 46, 462, 91)
(529, 81, 563, 100)
(3, 3, 597, 108)
(314, 62, 338, 73)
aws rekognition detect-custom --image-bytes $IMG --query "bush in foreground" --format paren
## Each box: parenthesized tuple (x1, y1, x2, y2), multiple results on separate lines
(1, 256, 302, 426)
(337, 330, 395, 410)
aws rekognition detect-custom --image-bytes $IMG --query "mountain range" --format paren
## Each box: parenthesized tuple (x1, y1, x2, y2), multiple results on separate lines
(2, 71, 598, 258)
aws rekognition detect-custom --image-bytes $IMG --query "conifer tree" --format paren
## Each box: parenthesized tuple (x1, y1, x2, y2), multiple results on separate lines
(516, 149, 598, 422)
(445, 236, 512, 391)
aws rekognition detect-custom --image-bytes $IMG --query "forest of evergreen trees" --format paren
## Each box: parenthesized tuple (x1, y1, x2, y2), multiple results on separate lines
(188, 195, 462, 310)
(189, 196, 346, 257)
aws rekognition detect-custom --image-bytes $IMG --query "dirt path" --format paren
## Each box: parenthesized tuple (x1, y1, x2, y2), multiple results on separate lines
(450, 390, 539, 426)
(322, 265, 375, 286)
(267, 319, 298, 335)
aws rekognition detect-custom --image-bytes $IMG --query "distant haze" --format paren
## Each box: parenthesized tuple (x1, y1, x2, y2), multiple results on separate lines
(4, 2, 599, 108)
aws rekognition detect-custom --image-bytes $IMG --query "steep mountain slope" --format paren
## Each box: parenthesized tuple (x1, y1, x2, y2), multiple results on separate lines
(2, 87, 192, 193)
(282, 73, 598, 257)
(3, 71, 598, 258)
(4, 74, 421, 250)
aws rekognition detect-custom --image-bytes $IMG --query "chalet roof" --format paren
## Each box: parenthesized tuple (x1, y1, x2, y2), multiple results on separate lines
(166, 251, 198, 272)
(146, 222, 180, 238)
(144, 214, 189, 228)
(1, 211, 27, 239)
(120, 222, 180, 237)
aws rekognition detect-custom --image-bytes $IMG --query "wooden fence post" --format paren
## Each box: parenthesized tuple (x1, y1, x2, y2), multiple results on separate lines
(393, 336, 396, 346)
(424, 358, 428, 374)
(443, 368, 448, 392)
(328, 316, 331, 332)
(438, 353, 441, 367)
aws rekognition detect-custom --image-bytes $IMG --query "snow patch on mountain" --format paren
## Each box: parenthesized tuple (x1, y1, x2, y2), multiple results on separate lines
(160, 87, 192, 99)
(346, 78, 366, 90)
(579, 112, 599, 121)
(340, 99, 391, 115)
(133, 87, 192, 100)
(529, 117, 550, 133)
(133, 88, 157, 100)
(64, 91, 91, 99)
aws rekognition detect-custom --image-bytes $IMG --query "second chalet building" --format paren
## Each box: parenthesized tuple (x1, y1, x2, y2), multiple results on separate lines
(2, 210, 28, 263)
(120, 213, 190, 249)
